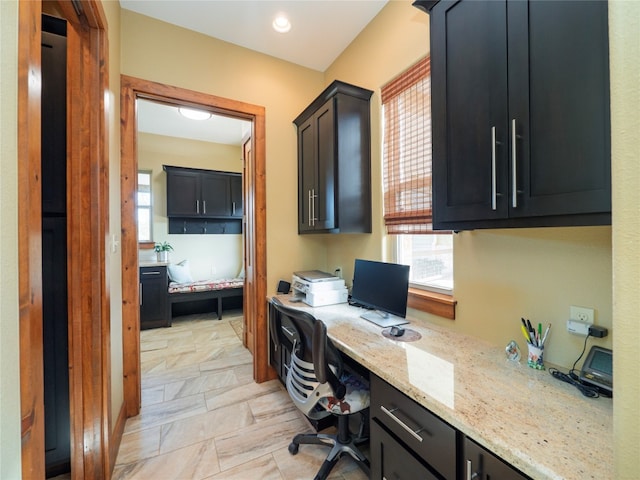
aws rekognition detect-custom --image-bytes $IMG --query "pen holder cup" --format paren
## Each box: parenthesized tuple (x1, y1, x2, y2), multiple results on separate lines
(527, 343, 544, 370)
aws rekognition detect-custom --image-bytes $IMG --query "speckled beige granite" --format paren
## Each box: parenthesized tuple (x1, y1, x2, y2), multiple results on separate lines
(271, 295, 613, 480)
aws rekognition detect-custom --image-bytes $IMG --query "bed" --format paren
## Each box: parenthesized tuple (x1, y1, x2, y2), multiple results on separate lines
(168, 278, 244, 320)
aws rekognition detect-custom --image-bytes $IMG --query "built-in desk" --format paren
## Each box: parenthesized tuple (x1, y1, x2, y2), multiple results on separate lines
(269, 295, 613, 480)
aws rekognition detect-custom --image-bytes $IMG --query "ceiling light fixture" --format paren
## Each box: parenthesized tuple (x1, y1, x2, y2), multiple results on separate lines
(272, 14, 291, 33)
(178, 107, 212, 121)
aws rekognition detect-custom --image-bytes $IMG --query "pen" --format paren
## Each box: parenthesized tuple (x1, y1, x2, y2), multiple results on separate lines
(520, 324, 532, 344)
(526, 318, 536, 346)
(541, 324, 551, 346)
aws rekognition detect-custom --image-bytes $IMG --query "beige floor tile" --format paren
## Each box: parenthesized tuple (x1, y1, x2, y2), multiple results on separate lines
(248, 388, 298, 423)
(124, 393, 207, 434)
(141, 385, 165, 407)
(204, 378, 283, 411)
(214, 412, 309, 471)
(164, 369, 238, 401)
(205, 453, 283, 480)
(115, 426, 161, 465)
(141, 364, 201, 389)
(159, 402, 254, 455)
(113, 438, 220, 480)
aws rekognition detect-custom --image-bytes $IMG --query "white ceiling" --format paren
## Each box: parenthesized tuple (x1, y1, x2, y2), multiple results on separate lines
(137, 100, 251, 145)
(120, 0, 388, 72)
(126, 0, 388, 145)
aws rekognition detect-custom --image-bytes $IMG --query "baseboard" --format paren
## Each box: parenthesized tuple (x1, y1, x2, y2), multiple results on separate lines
(109, 402, 127, 474)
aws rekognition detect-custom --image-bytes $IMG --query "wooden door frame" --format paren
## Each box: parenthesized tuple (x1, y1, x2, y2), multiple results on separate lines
(18, 0, 112, 478)
(120, 76, 271, 418)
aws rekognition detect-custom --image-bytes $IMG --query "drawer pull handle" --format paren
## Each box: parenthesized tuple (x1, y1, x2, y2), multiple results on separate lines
(141, 271, 161, 275)
(380, 405, 428, 442)
(466, 459, 479, 480)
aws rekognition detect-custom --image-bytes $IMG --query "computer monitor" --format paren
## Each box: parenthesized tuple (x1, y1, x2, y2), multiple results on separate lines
(350, 259, 410, 328)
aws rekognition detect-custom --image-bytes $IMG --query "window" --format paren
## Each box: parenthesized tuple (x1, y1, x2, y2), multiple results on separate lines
(382, 56, 453, 294)
(137, 170, 153, 242)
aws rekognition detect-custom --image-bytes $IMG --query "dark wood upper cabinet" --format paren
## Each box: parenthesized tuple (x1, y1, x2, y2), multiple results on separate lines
(294, 80, 373, 234)
(424, 0, 611, 230)
(164, 165, 241, 219)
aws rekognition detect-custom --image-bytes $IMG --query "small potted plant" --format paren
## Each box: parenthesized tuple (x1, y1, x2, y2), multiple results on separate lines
(154, 241, 173, 263)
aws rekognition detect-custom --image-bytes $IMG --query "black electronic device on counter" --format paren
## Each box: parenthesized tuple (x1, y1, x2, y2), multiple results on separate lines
(579, 345, 613, 395)
(350, 259, 410, 328)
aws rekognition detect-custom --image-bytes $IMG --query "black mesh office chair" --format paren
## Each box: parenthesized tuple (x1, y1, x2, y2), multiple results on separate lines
(270, 298, 370, 480)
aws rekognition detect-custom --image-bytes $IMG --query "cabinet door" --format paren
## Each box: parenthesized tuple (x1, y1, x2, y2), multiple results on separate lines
(201, 172, 230, 216)
(371, 420, 439, 480)
(430, 0, 509, 227)
(166, 170, 200, 216)
(297, 98, 336, 233)
(140, 267, 170, 329)
(507, 0, 610, 218)
(464, 437, 529, 480)
(314, 99, 336, 230)
(230, 175, 243, 217)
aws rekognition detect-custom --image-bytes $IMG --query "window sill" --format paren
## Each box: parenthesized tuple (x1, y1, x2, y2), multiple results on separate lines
(407, 287, 456, 320)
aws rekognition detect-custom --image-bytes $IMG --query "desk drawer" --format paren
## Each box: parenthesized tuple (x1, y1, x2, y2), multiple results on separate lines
(371, 374, 456, 480)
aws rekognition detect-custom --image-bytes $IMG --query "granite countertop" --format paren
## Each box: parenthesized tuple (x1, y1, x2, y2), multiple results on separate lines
(271, 295, 613, 480)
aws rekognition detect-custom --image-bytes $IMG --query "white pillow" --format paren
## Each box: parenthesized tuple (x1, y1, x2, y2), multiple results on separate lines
(167, 260, 193, 284)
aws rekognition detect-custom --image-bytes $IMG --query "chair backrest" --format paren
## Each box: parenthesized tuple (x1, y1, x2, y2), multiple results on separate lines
(271, 298, 345, 418)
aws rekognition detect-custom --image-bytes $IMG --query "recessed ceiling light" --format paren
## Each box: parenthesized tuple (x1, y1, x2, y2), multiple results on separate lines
(272, 14, 291, 33)
(178, 107, 212, 121)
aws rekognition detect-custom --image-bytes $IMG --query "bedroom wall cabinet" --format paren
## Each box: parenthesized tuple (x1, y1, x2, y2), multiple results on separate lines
(164, 165, 242, 219)
(293, 80, 373, 234)
(418, 0, 611, 230)
(140, 265, 171, 330)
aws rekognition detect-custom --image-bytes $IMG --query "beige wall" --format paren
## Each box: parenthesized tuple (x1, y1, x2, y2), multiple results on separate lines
(121, 8, 329, 293)
(138, 132, 243, 280)
(103, 0, 124, 431)
(610, 1, 640, 476)
(0, 0, 22, 477)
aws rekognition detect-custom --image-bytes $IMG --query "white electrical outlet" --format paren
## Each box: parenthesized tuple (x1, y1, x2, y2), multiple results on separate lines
(570, 305, 595, 324)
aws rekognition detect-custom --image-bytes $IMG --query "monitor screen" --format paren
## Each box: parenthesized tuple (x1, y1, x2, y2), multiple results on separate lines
(350, 259, 410, 318)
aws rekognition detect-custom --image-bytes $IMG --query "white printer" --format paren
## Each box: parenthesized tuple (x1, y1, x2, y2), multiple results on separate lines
(291, 270, 348, 307)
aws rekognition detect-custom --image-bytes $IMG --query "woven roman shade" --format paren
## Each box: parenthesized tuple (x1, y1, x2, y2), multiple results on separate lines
(382, 56, 437, 234)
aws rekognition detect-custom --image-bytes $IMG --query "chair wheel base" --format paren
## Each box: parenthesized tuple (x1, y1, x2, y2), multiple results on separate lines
(288, 442, 299, 455)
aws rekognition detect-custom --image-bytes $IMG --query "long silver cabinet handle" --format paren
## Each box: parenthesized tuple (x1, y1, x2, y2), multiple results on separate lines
(308, 190, 312, 226)
(232, 202, 236, 215)
(511, 119, 518, 208)
(380, 405, 425, 443)
(491, 126, 497, 211)
(196, 199, 200, 214)
(139, 283, 142, 306)
(466, 459, 479, 480)
(203, 200, 206, 215)
(141, 271, 160, 275)
(311, 188, 316, 226)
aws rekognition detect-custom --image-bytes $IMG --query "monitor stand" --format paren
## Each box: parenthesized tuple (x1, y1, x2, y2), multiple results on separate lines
(360, 310, 409, 328)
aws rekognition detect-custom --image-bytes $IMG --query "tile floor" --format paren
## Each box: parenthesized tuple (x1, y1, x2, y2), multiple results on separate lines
(112, 312, 369, 480)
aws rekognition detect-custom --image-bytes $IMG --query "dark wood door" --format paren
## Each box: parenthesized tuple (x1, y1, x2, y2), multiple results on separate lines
(507, 0, 610, 218)
(230, 175, 243, 218)
(430, 0, 509, 227)
(314, 98, 336, 231)
(464, 437, 529, 480)
(370, 421, 439, 480)
(298, 116, 316, 232)
(200, 172, 230, 216)
(140, 266, 170, 329)
(166, 169, 200, 216)
(42, 16, 71, 477)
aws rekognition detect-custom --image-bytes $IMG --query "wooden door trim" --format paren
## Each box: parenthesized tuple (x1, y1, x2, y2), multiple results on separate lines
(18, 0, 111, 477)
(120, 76, 269, 419)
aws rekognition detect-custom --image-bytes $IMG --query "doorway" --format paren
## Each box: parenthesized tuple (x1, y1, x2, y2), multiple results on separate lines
(120, 76, 272, 418)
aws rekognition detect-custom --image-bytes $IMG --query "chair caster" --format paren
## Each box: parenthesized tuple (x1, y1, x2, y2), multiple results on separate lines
(288, 442, 299, 455)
